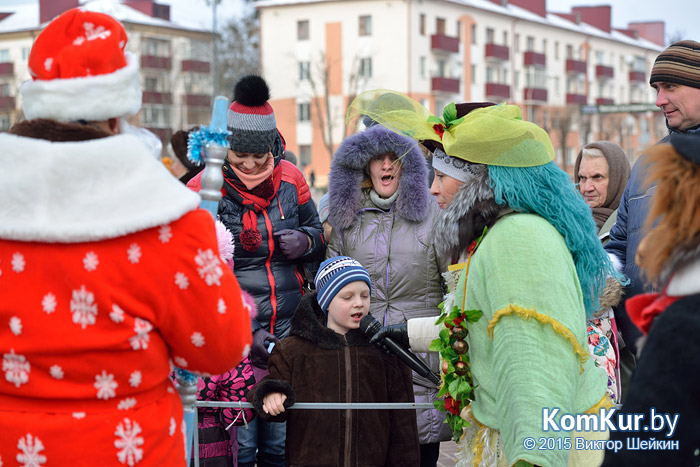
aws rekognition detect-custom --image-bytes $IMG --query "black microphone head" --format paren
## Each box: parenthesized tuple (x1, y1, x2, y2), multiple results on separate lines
(359, 314, 381, 337)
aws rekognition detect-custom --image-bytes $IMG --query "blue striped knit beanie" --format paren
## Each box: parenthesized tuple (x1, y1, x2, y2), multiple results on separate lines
(228, 75, 278, 154)
(315, 256, 372, 313)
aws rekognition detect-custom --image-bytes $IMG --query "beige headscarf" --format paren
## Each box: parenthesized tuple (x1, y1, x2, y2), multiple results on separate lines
(574, 141, 631, 229)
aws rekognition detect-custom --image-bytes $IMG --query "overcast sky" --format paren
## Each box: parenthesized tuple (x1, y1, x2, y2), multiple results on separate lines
(5, 0, 698, 43)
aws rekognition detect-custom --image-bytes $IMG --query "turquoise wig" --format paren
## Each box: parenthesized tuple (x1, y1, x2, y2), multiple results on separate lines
(488, 161, 625, 317)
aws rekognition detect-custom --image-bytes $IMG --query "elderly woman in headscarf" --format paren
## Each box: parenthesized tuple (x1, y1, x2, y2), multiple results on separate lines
(574, 142, 631, 242)
(575, 141, 632, 403)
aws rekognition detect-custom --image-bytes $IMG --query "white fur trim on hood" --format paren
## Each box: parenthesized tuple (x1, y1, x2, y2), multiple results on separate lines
(20, 52, 142, 122)
(0, 132, 201, 243)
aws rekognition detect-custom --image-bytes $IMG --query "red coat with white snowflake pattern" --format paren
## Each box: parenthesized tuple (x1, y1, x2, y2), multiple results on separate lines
(0, 122, 252, 466)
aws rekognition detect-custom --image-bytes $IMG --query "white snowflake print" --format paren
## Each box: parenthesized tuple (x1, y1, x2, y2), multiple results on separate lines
(114, 418, 144, 466)
(83, 251, 99, 271)
(218, 298, 226, 314)
(94, 370, 118, 400)
(73, 22, 112, 47)
(3, 349, 30, 388)
(43, 57, 52, 72)
(127, 243, 142, 264)
(41, 293, 56, 314)
(129, 370, 142, 388)
(110, 304, 125, 323)
(174, 272, 189, 290)
(169, 417, 176, 436)
(70, 286, 98, 330)
(16, 433, 46, 467)
(190, 332, 205, 347)
(117, 397, 137, 410)
(72, 412, 86, 420)
(173, 356, 188, 368)
(9, 316, 22, 336)
(195, 248, 223, 286)
(49, 365, 64, 380)
(128, 318, 153, 351)
(11, 252, 25, 273)
(242, 343, 251, 358)
(158, 225, 172, 243)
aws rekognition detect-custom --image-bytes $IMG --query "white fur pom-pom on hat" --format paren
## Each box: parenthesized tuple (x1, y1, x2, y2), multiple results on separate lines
(20, 8, 141, 122)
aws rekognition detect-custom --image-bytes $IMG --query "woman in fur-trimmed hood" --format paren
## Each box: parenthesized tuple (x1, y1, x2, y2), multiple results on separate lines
(326, 124, 452, 462)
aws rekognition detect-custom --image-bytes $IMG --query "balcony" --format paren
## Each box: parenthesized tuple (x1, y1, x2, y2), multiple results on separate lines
(431, 34, 459, 53)
(596, 98, 614, 105)
(141, 55, 171, 70)
(0, 62, 13, 76)
(185, 94, 211, 108)
(566, 59, 587, 74)
(629, 71, 646, 83)
(181, 60, 211, 73)
(0, 95, 15, 110)
(485, 82, 511, 100)
(523, 51, 546, 67)
(431, 77, 460, 94)
(596, 65, 614, 79)
(142, 91, 173, 105)
(566, 93, 587, 105)
(523, 87, 548, 102)
(485, 43, 509, 61)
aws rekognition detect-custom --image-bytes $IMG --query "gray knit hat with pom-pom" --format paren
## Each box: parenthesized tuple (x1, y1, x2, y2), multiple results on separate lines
(228, 75, 278, 154)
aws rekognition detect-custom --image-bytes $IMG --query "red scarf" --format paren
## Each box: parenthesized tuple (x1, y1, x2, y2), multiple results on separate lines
(224, 163, 283, 252)
(626, 290, 681, 335)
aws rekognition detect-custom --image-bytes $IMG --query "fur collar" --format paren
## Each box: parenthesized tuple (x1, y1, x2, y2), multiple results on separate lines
(431, 166, 502, 260)
(666, 242, 700, 296)
(328, 125, 430, 230)
(0, 121, 200, 243)
(290, 292, 372, 350)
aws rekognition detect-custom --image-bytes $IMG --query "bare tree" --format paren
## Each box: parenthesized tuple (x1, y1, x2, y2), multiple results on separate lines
(667, 29, 686, 46)
(550, 106, 577, 167)
(217, 8, 260, 97)
(306, 52, 365, 160)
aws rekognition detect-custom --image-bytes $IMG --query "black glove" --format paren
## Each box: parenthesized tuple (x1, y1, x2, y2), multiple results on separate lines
(250, 328, 280, 370)
(369, 322, 410, 354)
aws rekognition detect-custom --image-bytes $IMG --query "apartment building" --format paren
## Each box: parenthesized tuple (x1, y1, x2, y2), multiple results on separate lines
(0, 0, 214, 149)
(256, 0, 667, 183)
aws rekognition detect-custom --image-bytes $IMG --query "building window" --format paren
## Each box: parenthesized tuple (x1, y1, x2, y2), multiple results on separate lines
(142, 105, 171, 128)
(456, 20, 461, 40)
(596, 50, 604, 65)
(298, 61, 310, 81)
(188, 40, 210, 60)
(503, 31, 508, 45)
(420, 56, 426, 78)
(420, 14, 426, 36)
(359, 15, 372, 36)
(436, 17, 446, 35)
(144, 76, 164, 92)
(542, 38, 547, 53)
(297, 20, 309, 40)
(437, 59, 446, 78)
(359, 57, 372, 78)
(471, 64, 476, 84)
(142, 38, 170, 57)
(471, 24, 477, 44)
(526, 36, 534, 51)
(566, 44, 574, 59)
(0, 114, 9, 131)
(514, 33, 520, 52)
(514, 70, 519, 88)
(486, 28, 494, 44)
(299, 145, 311, 166)
(486, 66, 494, 83)
(297, 102, 310, 122)
(21, 47, 30, 62)
(554, 41, 559, 60)
(0, 49, 9, 62)
(0, 83, 10, 96)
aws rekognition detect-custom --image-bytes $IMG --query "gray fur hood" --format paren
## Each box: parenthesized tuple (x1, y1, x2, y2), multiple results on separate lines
(328, 125, 430, 230)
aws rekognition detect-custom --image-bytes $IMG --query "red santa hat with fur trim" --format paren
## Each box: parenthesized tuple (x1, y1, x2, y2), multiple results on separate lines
(20, 8, 141, 122)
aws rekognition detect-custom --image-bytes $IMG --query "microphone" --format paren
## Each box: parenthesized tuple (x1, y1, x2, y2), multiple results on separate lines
(360, 314, 441, 386)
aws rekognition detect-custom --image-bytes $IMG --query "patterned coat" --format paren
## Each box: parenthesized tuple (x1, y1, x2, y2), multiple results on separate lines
(0, 120, 252, 466)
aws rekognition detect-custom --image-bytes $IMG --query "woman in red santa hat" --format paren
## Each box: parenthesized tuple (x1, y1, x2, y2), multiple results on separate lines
(0, 8, 252, 466)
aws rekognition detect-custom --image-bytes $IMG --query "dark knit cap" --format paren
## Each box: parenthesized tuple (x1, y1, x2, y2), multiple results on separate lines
(228, 75, 278, 154)
(650, 40, 700, 89)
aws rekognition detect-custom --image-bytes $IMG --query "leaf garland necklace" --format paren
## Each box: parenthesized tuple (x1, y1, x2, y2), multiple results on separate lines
(429, 226, 487, 441)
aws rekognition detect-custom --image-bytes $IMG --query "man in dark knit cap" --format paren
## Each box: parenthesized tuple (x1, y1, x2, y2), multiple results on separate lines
(606, 40, 700, 357)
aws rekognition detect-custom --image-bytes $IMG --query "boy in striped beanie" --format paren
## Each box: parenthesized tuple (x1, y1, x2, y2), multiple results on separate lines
(315, 256, 372, 326)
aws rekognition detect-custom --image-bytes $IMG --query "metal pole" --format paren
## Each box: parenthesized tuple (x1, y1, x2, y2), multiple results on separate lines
(195, 401, 436, 410)
(212, 0, 217, 96)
